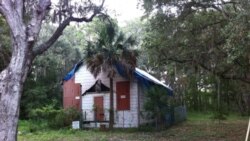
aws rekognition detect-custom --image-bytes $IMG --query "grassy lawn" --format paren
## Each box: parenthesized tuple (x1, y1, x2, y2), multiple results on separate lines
(18, 113, 249, 141)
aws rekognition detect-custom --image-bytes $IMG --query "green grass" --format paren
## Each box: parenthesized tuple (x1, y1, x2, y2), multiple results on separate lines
(18, 113, 249, 141)
(187, 111, 248, 121)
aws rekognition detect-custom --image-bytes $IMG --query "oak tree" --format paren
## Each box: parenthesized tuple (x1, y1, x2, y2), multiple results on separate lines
(0, 0, 105, 140)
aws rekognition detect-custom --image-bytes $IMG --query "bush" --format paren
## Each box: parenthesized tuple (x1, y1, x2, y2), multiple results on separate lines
(28, 104, 60, 121)
(29, 105, 80, 129)
(63, 107, 80, 126)
(211, 112, 227, 120)
(143, 86, 173, 128)
(48, 107, 80, 129)
(28, 124, 40, 133)
(48, 110, 65, 129)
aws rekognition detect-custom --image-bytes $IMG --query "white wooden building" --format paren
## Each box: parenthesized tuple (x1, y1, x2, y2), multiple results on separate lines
(63, 63, 173, 128)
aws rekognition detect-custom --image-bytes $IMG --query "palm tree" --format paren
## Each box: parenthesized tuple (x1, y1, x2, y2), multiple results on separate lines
(84, 22, 138, 129)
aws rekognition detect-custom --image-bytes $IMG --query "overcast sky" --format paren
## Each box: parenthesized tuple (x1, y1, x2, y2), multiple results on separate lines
(104, 0, 144, 26)
(51, 0, 144, 26)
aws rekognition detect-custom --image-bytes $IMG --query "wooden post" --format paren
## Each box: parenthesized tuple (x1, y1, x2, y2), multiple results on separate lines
(80, 85, 82, 129)
(246, 117, 250, 141)
(217, 77, 221, 123)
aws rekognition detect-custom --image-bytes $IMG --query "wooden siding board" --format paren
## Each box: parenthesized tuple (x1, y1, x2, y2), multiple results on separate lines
(76, 66, 139, 128)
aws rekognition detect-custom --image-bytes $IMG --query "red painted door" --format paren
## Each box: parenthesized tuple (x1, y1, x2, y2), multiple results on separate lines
(116, 81, 130, 111)
(94, 96, 104, 121)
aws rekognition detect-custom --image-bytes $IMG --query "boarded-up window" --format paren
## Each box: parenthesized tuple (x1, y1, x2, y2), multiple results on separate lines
(116, 81, 130, 110)
(63, 76, 81, 110)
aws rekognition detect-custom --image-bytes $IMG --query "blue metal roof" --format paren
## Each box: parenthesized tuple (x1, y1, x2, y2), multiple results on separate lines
(63, 61, 83, 81)
(115, 63, 173, 96)
(134, 68, 173, 96)
(63, 62, 173, 96)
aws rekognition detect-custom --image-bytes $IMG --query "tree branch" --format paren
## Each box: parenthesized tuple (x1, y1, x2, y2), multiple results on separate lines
(26, 0, 51, 45)
(161, 52, 250, 84)
(16, 0, 24, 19)
(0, 1, 10, 15)
(197, 60, 250, 84)
(33, 0, 105, 56)
(182, 0, 239, 19)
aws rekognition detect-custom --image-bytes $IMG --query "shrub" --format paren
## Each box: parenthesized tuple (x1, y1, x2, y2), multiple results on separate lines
(28, 105, 80, 129)
(48, 107, 80, 129)
(28, 104, 60, 121)
(143, 86, 172, 128)
(28, 124, 40, 133)
(63, 107, 80, 126)
(211, 111, 227, 120)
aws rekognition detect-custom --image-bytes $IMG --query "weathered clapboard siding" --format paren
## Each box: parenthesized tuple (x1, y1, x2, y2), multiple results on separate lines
(75, 66, 139, 128)
(81, 93, 110, 121)
(75, 66, 109, 93)
(115, 81, 138, 128)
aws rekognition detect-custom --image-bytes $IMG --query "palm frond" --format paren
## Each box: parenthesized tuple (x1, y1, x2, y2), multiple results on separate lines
(84, 20, 139, 79)
(86, 53, 104, 78)
(115, 32, 125, 47)
(123, 35, 137, 49)
(106, 24, 116, 43)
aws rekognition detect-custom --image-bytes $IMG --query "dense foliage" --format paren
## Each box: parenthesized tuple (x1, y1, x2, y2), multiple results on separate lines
(144, 86, 173, 127)
(0, 16, 11, 71)
(20, 24, 86, 119)
(139, 0, 250, 115)
(0, 0, 106, 139)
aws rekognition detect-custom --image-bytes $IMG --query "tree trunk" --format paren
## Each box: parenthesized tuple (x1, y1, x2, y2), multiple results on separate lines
(217, 77, 221, 115)
(0, 0, 103, 139)
(0, 1, 51, 140)
(0, 71, 23, 141)
(0, 38, 32, 141)
(109, 78, 114, 129)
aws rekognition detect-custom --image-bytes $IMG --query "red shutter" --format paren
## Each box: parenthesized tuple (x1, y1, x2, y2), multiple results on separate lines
(116, 81, 130, 111)
(63, 76, 81, 111)
(94, 96, 104, 121)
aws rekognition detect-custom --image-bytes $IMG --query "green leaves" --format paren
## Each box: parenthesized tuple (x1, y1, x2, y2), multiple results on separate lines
(0, 16, 11, 71)
(142, 0, 250, 82)
(20, 24, 87, 119)
(144, 85, 172, 123)
(84, 20, 138, 79)
(139, 0, 250, 114)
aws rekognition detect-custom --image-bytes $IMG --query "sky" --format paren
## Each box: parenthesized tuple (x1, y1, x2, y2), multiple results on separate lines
(51, 0, 144, 26)
(104, 0, 144, 26)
